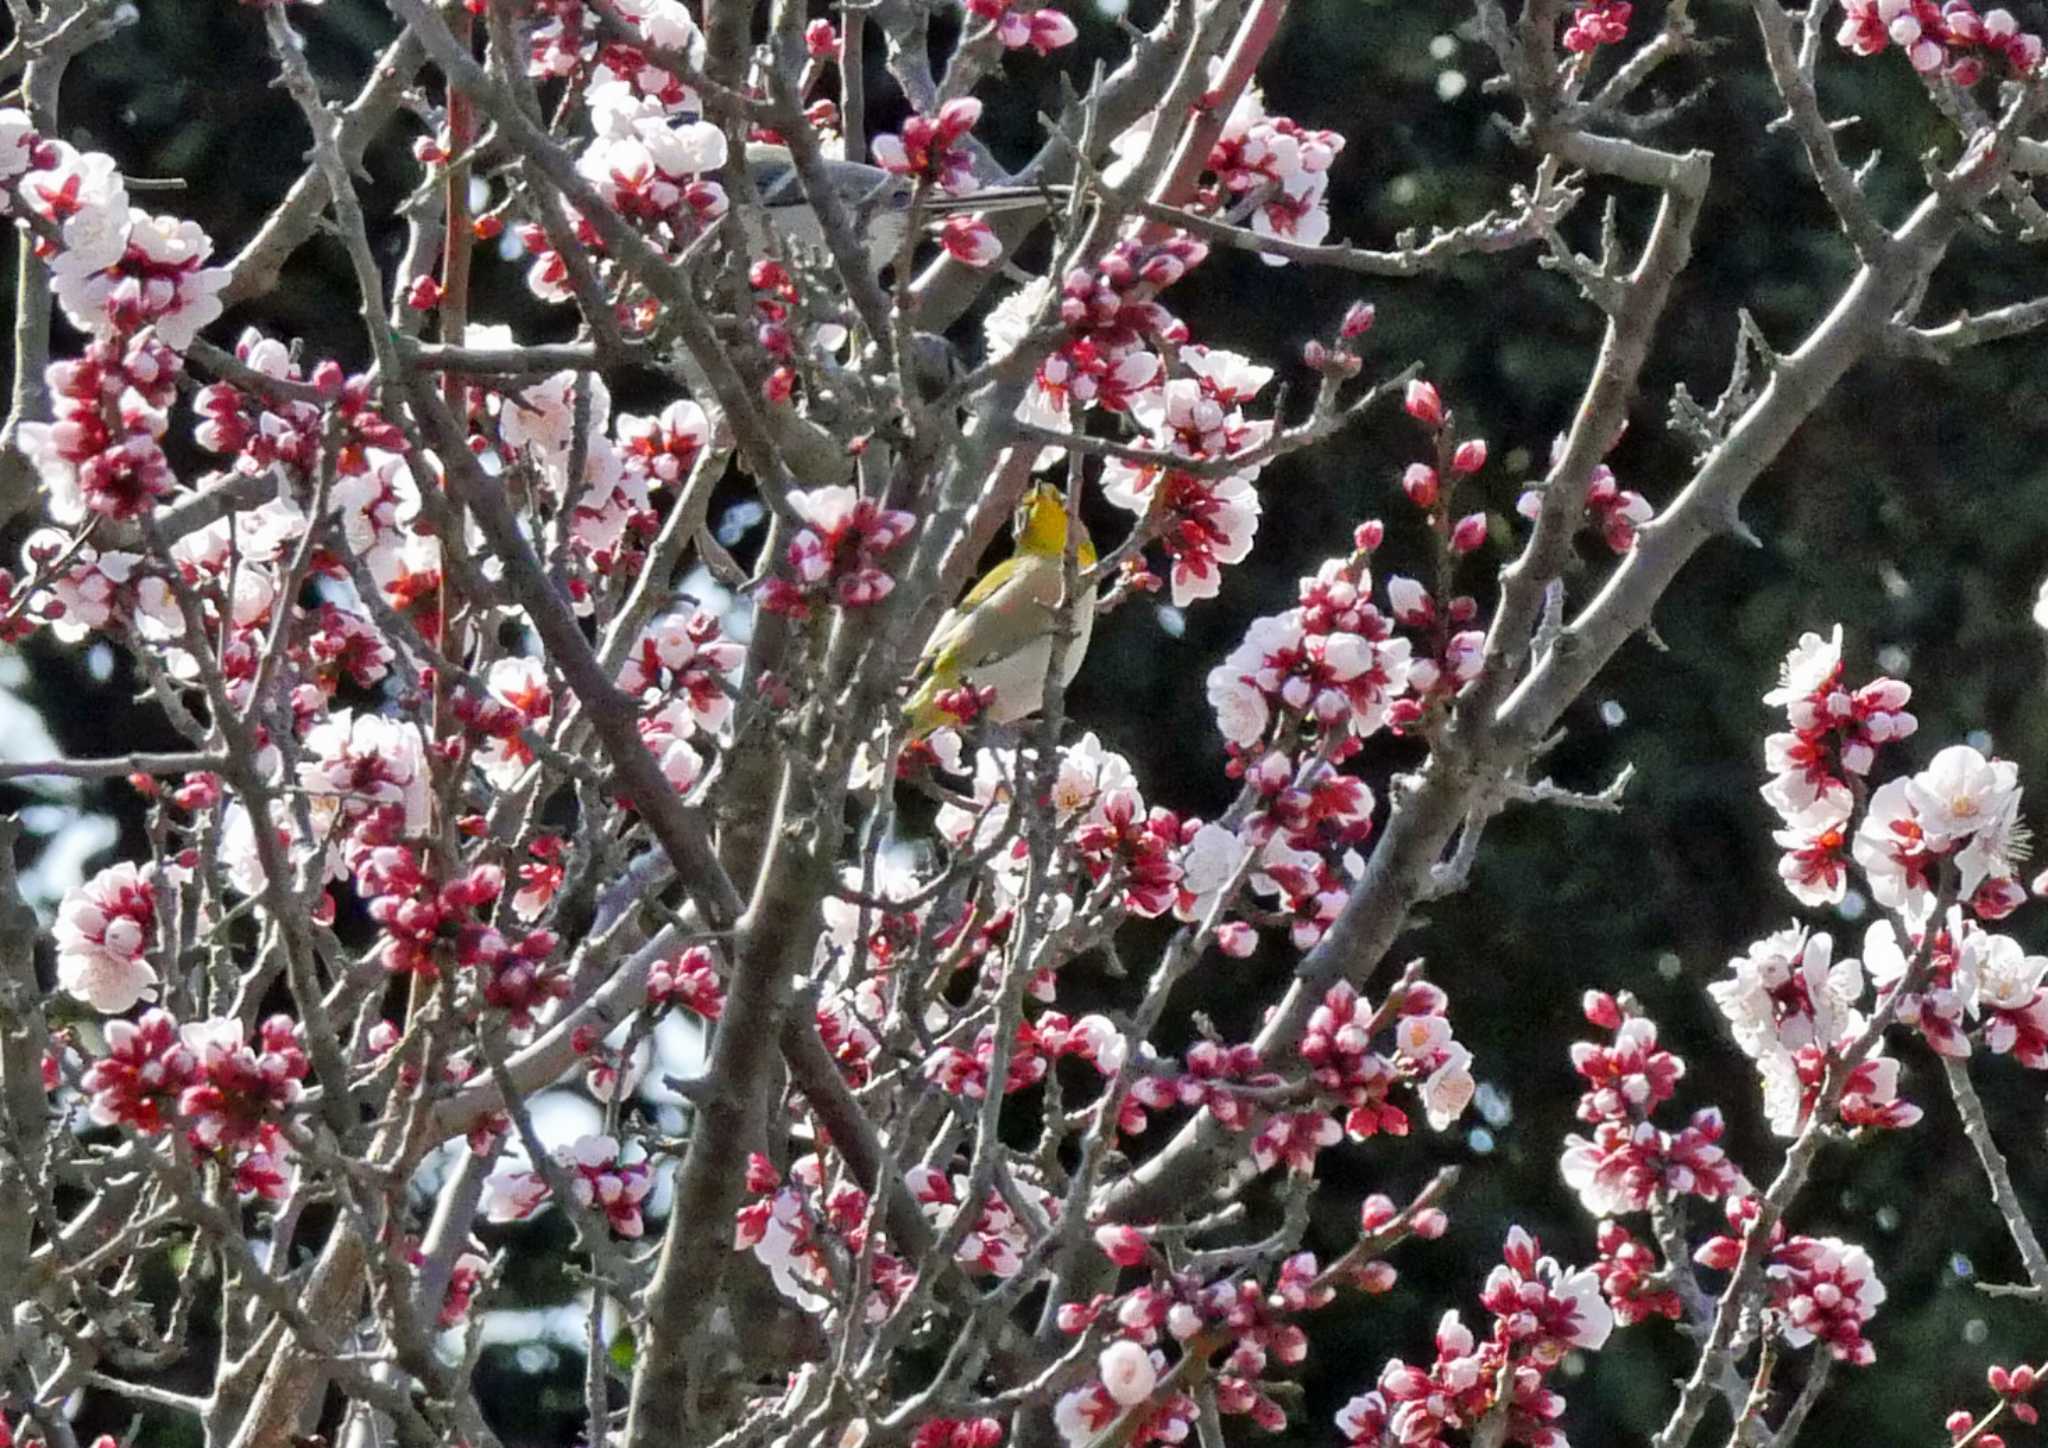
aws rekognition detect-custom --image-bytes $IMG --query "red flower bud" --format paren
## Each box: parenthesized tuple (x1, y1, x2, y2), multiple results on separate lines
(1387, 698, 1425, 731)
(1451, 438, 1488, 474)
(1449, 512, 1488, 554)
(1403, 379, 1444, 429)
(1401, 463, 1439, 508)
(1341, 301, 1377, 338)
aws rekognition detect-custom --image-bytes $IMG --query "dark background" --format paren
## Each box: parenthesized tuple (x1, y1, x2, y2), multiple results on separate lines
(10, 0, 2048, 1441)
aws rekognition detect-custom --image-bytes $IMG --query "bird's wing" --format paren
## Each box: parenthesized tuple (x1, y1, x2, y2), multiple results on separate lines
(917, 557, 1070, 676)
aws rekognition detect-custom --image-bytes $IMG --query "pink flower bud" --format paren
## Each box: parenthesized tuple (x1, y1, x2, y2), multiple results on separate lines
(935, 96, 983, 139)
(1449, 512, 1488, 554)
(1401, 464, 1440, 508)
(805, 18, 838, 54)
(1355, 1260, 1397, 1293)
(1411, 1208, 1449, 1239)
(1353, 520, 1384, 552)
(1215, 921, 1258, 957)
(1094, 1224, 1151, 1266)
(940, 215, 1002, 267)
(1403, 379, 1444, 429)
(1341, 301, 1376, 338)
(1301, 339, 1329, 371)
(1451, 439, 1488, 474)
(1583, 990, 1623, 1029)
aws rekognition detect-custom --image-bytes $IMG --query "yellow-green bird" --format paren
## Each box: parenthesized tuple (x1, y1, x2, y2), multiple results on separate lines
(904, 485, 1097, 738)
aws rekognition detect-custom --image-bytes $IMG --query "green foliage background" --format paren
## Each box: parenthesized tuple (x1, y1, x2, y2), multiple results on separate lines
(11, 0, 2048, 1440)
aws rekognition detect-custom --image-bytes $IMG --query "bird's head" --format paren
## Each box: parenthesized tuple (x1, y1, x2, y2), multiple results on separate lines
(1013, 485, 1095, 566)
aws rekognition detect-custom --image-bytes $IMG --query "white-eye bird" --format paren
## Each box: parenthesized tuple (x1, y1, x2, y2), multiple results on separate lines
(740, 143, 1066, 274)
(905, 485, 1097, 739)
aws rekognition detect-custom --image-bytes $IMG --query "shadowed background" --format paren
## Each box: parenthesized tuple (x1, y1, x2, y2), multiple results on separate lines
(8, 0, 2048, 1440)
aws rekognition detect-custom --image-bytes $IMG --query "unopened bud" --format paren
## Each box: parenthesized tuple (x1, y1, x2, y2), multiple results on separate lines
(1404, 379, 1444, 429)
(1449, 512, 1488, 554)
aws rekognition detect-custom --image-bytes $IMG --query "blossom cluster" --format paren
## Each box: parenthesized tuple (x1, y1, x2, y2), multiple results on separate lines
(1695, 1203, 1888, 1365)
(1559, 993, 1741, 1218)
(483, 1133, 655, 1239)
(1338, 1229, 1612, 1448)
(964, 0, 1079, 53)
(735, 1152, 915, 1317)
(80, 1009, 309, 1198)
(1836, 0, 2044, 77)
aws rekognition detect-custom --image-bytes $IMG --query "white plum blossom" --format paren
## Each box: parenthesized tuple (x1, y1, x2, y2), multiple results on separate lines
(818, 853, 928, 966)
(1179, 346, 1275, 405)
(23, 533, 141, 642)
(1773, 796, 1853, 907)
(26, 143, 131, 275)
(1974, 932, 2048, 1013)
(1048, 732, 1139, 822)
(483, 1135, 652, 1238)
(1763, 624, 1842, 707)
(481, 1165, 551, 1224)
(1206, 609, 1411, 746)
(1904, 744, 2021, 850)
(612, 0, 707, 60)
(1096, 1341, 1159, 1407)
(1551, 1264, 1616, 1350)
(498, 369, 613, 485)
(53, 209, 227, 349)
(1176, 820, 1249, 922)
(0, 108, 33, 188)
(1851, 778, 1937, 923)
(1421, 1042, 1478, 1131)
(297, 711, 432, 841)
(616, 398, 711, 488)
(1710, 925, 1864, 1062)
(745, 1186, 833, 1312)
(474, 656, 554, 788)
(54, 862, 159, 1013)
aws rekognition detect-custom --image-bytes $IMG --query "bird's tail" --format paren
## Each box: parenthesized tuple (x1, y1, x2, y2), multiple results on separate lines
(901, 674, 954, 741)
